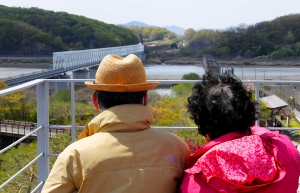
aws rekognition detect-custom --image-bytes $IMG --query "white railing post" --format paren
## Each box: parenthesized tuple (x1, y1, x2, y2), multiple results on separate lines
(71, 82, 76, 142)
(37, 81, 50, 192)
(255, 82, 260, 125)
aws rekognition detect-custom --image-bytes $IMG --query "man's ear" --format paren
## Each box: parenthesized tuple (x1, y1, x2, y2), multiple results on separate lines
(143, 94, 148, 106)
(205, 134, 211, 143)
(91, 92, 100, 110)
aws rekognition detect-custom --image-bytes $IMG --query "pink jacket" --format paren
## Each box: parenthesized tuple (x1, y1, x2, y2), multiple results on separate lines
(180, 126, 300, 193)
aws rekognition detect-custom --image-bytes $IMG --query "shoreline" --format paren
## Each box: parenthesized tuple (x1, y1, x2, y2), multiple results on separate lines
(144, 57, 300, 67)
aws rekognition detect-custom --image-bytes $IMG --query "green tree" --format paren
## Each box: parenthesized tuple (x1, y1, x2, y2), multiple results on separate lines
(179, 47, 195, 57)
(259, 100, 272, 126)
(181, 73, 201, 80)
(195, 46, 215, 57)
(54, 36, 63, 48)
(74, 42, 85, 50)
(142, 28, 151, 39)
(34, 31, 51, 44)
(190, 29, 218, 50)
(295, 41, 300, 55)
(0, 80, 27, 120)
(270, 50, 280, 59)
(172, 84, 194, 97)
(270, 48, 295, 59)
(216, 47, 231, 57)
(285, 30, 295, 43)
(172, 73, 200, 97)
(183, 28, 196, 45)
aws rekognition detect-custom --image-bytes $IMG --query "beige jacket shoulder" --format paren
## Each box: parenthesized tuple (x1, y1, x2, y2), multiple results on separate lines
(42, 105, 190, 193)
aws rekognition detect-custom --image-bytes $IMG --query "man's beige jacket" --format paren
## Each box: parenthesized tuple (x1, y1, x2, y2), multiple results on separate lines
(42, 104, 190, 193)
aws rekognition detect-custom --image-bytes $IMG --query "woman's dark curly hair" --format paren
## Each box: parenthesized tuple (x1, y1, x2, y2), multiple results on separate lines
(187, 72, 258, 140)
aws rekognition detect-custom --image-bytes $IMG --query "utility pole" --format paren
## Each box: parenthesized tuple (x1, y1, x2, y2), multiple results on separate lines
(241, 64, 243, 79)
(293, 87, 296, 110)
(261, 69, 266, 80)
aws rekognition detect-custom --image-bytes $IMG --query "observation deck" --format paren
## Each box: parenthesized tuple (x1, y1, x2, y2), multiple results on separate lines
(0, 78, 299, 192)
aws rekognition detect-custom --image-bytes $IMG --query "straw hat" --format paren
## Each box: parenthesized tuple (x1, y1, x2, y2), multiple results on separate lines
(85, 54, 159, 92)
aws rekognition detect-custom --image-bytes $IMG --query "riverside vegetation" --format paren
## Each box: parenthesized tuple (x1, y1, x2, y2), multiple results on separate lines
(0, 73, 282, 192)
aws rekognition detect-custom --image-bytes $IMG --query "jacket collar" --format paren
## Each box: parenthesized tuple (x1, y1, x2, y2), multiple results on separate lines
(77, 104, 153, 140)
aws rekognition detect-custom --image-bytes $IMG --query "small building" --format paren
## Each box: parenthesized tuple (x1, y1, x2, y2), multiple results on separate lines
(261, 95, 288, 127)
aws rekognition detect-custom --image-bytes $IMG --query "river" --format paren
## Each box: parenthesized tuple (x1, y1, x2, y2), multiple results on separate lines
(144, 64, 300, 81)
(1, 64, 300, 81)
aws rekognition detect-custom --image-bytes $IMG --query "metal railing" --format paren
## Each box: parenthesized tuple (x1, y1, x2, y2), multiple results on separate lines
(53, 44, 144, 70)
(3, 44, 144, 87)
(0, 79, 299, 192)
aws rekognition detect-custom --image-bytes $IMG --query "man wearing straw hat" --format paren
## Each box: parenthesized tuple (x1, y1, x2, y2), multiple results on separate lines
(42, 54, 190, 193)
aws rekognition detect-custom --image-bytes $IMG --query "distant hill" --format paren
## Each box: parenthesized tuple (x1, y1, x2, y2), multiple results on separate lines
(164, 25, 185, 36)
(123, 21, 185, 35)
(184, 13, 300, 59)
(223, 25, 236, 30)
(122, 21, 150, 27)
(0, 5, 139, 55)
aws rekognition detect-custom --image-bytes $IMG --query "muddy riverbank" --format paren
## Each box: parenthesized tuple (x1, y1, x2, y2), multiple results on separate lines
(0, 57, 52, 68)
(144, 57, 300, 67)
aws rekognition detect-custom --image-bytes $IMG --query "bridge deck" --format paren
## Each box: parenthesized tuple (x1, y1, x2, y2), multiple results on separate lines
(0, 120, 70, 138)
(4, 44, 144, 86)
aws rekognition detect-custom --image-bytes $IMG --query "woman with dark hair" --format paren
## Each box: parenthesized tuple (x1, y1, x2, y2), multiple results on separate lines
(180, 73, 300, 193)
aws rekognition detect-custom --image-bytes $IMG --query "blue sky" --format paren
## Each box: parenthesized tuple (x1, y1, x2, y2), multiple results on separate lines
(1, 0, 300, 30)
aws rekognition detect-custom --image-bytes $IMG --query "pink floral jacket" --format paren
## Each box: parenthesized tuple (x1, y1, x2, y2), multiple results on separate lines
(180, 126, 300, 193)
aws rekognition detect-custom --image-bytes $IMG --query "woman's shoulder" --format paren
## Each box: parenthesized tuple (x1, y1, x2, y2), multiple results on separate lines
(187, 134, 278, 186)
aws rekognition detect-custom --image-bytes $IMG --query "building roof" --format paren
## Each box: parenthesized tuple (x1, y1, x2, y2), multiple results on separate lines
(261, 95, 288, 110)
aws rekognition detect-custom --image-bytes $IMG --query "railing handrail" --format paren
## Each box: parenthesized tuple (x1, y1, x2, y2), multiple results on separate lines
(3, 79, 300, 96)
(1, 78, 300, 192)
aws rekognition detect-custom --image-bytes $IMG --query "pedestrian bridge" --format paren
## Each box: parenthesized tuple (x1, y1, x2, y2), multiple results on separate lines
(0, 79, 299, 192)
(4, 44, 144, 86)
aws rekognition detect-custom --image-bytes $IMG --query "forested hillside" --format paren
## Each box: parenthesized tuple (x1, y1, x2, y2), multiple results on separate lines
(182, 14, 300, 59)
(0, 5, 139, 55)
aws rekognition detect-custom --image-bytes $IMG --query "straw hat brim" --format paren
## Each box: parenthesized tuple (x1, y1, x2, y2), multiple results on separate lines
(85, 81, 159, 92)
